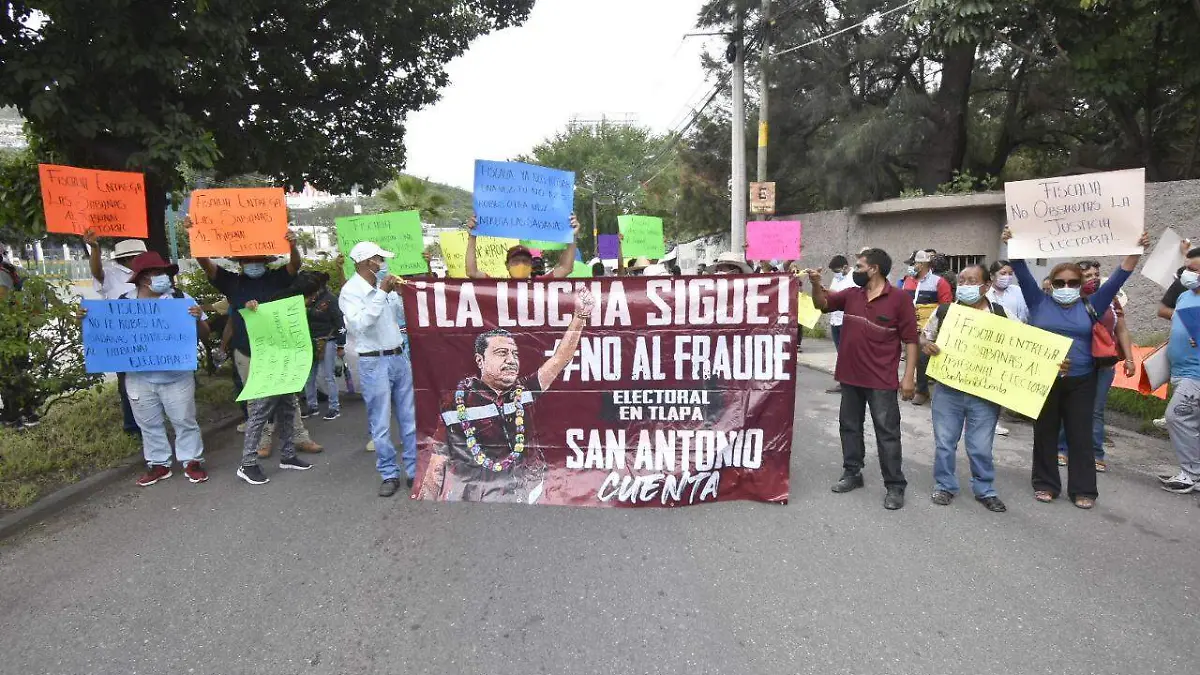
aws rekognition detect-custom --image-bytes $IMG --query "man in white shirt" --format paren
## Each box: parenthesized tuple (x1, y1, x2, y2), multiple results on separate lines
(339, 241, 418, 497)
(84, 230, 148, 435)
(825, 255, 858, 393)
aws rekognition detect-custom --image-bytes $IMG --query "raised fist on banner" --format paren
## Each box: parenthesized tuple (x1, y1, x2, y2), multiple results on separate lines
(574, 287, 595, 319)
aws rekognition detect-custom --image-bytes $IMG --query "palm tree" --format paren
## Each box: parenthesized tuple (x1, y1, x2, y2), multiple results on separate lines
(375, 175, 450, 222)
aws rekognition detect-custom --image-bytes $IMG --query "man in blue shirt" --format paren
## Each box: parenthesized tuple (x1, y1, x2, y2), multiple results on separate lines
(1160, 246, 1200, 493)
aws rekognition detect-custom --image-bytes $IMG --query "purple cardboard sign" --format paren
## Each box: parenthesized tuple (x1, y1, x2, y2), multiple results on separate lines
(598, 234, 619, 259)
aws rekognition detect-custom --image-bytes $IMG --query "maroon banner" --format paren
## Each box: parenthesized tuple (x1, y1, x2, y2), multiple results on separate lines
(401, 275, 797, 507)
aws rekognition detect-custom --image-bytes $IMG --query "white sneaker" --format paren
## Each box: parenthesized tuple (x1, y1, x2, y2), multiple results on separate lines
(1160, 471, 1198, 494)
(994, 425, 1010, 436)
(236, 422, 246, 433)
(366, 440, 375, 453)
(1152, 417, 1167, 430)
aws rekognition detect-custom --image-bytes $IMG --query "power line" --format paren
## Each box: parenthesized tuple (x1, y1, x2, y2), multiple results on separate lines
(773, 0, 919, 58)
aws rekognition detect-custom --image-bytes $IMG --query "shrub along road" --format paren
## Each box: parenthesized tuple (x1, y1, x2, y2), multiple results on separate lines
(0, 368, 1197, 675)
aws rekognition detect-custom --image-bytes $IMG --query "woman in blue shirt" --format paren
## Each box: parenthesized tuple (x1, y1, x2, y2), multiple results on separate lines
(1001, 227, 1148, 509)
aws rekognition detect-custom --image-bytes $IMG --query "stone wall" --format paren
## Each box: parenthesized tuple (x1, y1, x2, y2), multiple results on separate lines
(678, 179, 1200, 339)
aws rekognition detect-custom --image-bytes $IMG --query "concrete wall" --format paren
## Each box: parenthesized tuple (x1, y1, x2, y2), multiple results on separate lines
(678, 179, 1200, 339)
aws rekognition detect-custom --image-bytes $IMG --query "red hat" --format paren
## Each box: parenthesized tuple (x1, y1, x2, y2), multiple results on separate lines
(126, 251, 179, 283)
(506, 245, 533, 263)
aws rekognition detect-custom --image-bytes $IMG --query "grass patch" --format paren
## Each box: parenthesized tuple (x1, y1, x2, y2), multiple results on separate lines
(803, 325, 828, 339)
(0, 372, 238, 511)
(1106, 386, 1170, 423)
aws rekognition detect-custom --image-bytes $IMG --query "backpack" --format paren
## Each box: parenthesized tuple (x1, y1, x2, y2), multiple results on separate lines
(1084, 303, 1122, 368)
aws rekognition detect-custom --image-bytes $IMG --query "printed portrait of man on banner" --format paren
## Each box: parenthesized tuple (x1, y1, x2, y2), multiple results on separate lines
(418, 287, 595, 503)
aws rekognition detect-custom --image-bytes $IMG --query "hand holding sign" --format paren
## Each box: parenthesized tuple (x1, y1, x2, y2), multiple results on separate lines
(336, 211, 425, 278)
(237, 296, 312, 401)
(617, 215, 665, 259)
(1004, 168, 1145, 259)
(39, 164, 148, 238)
(472, 160, 576, 243)
(188, 188, 289, 258)
(746, 221, 802, 260)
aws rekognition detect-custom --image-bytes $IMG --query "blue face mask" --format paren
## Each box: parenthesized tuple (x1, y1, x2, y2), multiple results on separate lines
(243, 263, 267, 279)
(149, 274, 172, 294)
(375, 262, 389, 285)
(956, 284, 982, 305)
(1052, 287, 1081, 305)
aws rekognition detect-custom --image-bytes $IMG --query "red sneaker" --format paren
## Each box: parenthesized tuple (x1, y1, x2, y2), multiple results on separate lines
(136, 465, 172, 487)
(184, 461, 208, 483)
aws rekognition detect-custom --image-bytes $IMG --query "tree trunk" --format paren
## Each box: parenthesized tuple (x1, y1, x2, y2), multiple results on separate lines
(143, 172, 169, 257)
(915, 43, 977, 193)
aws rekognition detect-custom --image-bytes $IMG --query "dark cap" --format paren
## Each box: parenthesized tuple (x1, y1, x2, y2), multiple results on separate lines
(506, 245, 533, 263)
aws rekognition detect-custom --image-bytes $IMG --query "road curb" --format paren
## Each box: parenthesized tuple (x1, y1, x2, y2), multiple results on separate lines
(796, 356, 836, 376)
(0, 414, 241, 542)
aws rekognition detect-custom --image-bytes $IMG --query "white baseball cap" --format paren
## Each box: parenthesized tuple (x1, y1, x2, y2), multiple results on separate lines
(110, 239, 148, 261)
(349, 241, 395, 263)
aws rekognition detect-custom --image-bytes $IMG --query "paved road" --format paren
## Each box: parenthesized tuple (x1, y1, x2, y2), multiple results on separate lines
(2, 368, 1198, 675)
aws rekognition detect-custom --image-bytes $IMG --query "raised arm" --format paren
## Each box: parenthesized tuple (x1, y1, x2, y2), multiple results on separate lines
(549, 215, 581, 279)
(84, 230, 104, 283)
(537, 288, 593, 391)
(182, 217, 219, 280)
(806, 268, 828, 309)
(1089, 231, 1149, 313)
(464, 216, 488, 279)
(284, 230, 302, 276)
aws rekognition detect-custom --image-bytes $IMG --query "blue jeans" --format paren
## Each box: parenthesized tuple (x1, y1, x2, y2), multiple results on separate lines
(931, 384, 1000, 498)
(117, 372, 140, 433)
(359, 352, 417, 481)
(126, 374, 204, 467)
(1057, 366, 1115, 459)
(304, 340, 340, 412)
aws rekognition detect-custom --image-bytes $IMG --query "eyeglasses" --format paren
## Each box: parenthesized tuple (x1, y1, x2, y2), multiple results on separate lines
(1051, 278, 1082, 289)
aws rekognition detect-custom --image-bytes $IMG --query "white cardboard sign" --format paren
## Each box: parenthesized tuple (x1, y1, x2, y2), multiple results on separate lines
(1004, 168, 1145, 259)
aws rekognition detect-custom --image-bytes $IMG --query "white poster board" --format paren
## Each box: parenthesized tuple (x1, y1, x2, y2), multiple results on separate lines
(1005, 168, 1145, 259)
(1140, 228, 1185, 290)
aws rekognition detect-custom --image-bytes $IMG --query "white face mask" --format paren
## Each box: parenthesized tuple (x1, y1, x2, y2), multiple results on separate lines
(1182, 269, 1200, 290)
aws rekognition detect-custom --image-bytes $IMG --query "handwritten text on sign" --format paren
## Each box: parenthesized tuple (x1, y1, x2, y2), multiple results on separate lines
(472, 160, 575, 244)
(237, 296, 313, 401)
(1005, 168, 1145, 258)
(439, 230, 518, 279)
(336, 210, 425, 278)
(82, 299, 197, 373)
(188, 188, 289, 258)
(746, 220, 802, 261)
(617, 215, 666, 259)
(38, 164, 148, 238)
(927, 304, 1071, 418)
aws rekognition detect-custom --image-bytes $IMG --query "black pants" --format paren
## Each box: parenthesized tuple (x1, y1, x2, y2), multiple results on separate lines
(839, 384, 907, 488)
(1033, 373, 1098, 500)
(916, 352, 930, 395)
(231, 358, 249, 421)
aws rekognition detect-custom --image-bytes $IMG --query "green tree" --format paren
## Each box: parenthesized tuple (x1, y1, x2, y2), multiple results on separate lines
(375, 175, 451, 223)
(0, 0, 534, 254)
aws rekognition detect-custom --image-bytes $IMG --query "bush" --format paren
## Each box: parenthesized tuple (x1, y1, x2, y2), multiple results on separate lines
(0, 275, 101, 422)
(1107, 386, 1170, 422)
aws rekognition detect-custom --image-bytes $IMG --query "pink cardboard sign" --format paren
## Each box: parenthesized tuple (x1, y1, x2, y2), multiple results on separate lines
(746, 220, 802, 260)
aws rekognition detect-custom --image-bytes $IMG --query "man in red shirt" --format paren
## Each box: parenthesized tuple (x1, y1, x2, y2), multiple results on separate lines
(809, 248, 919, 510)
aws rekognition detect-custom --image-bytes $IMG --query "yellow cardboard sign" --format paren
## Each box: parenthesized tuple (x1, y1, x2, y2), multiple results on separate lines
(797, 292, 822, 329)
(926, 304, 1072, 418)
(915, 303, 938, 330)
(439, 230, 519, 279)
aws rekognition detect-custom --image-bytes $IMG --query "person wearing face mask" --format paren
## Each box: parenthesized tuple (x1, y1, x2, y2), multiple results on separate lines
(112, 252, 211, 486)
(1055, 261, 1136, 472)
(464, 214, 582, 279)
(986, 260, 1029, 324)
(900, 249, 953, 406)
(809, 248, 919, 511)
(920, 264, 1010, 512)
(1002, 227, 1148, 509)
(338, 242, 420, 497)
(296, 272, 345, 421)
(1157, 246, 1200, 494)
(710, 252, 753, 275)
(185, 218, 323, 474)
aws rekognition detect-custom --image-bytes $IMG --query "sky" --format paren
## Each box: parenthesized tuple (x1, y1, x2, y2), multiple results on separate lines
(402, 0, 717, 190)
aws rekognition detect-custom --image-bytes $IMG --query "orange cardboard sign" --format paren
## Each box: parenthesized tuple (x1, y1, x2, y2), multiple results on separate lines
(38, 163, 148, 238)
(187, 188, 289, 258)
(1112, 344, 1169, 400)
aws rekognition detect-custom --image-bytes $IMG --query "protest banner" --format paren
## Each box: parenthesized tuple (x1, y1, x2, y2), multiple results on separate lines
(236, 296, 312, 401)
(401, 275, 798, 507)
(746, 221, 801, 261)
(617, 215, 665, 259)
(796, 292, 821, 329)
(81, 299, 197, 373)
(1140, 228, 1186, 290)
(38, 164, 148, 237)
(336, 210, 425, 278)
(598, 234, 620, 259)
(188, 188, 289, 258)
(927, 304, 1072, 418)
(1004, 168, 1145, 259)
(1112, 345, 1169, 400)
(473, 160, 575, 243)
(439, 230, 519, 278)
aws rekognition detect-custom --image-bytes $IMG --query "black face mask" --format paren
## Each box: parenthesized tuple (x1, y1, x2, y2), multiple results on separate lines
(852, 270, 870, 287)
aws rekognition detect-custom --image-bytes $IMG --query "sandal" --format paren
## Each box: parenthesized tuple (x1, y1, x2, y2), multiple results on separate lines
(1095, 460, 1108, 473)
(1073, 497, 1096, 510)
(1034, 490, 1055, 503)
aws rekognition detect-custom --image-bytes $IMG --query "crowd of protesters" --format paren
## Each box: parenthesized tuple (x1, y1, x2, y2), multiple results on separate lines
(5, 213, 1197, 514)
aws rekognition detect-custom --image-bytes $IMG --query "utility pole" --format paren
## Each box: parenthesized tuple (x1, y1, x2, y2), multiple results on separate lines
(730, 5, 748, 254)
(756, 0, 770, 184)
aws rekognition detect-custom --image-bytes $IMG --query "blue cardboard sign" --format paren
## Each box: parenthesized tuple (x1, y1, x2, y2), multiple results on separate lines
(83, 298, 198, 373)
(473, 160, 575, 244)
(1178, 307, 1200, 344)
